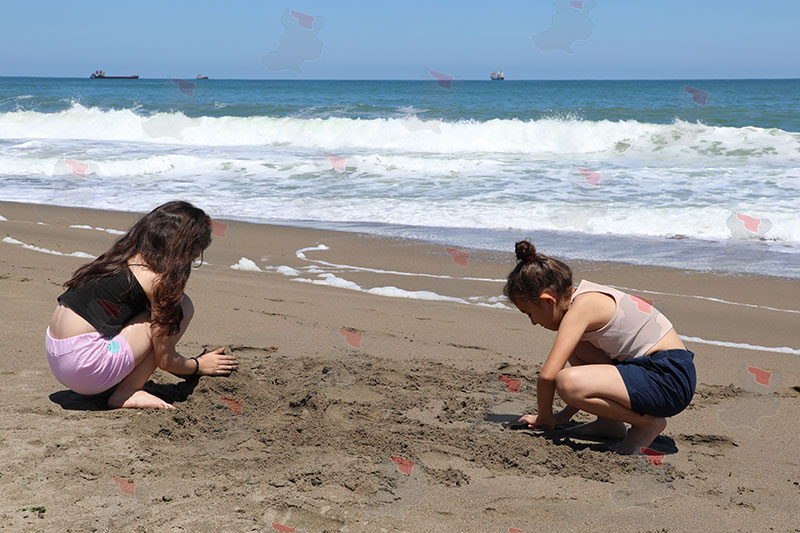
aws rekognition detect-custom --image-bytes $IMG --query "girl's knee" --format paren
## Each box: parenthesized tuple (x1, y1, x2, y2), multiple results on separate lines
(556, 368, 596, 402)
(555, 368, 583, 401)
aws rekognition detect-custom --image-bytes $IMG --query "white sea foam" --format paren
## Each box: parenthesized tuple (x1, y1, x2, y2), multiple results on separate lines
(470, 295, 514, 310)
(284, 244, 799, 353)
(230, 257, 262, 271)
(1, 105, 798, 256)
(294, 245, 799, 314)
(294, 243, 504, 282)
(276, 265, 300, 276)
(291, 272, 471, 305)
(1, 104, 797, 160)
(366, 286, 468, 303)
(70, 224, 125, 235)
(287, 267, 514, 308)
(609, 284, 800, 314)
(288, 267, 800, 353)
(292, 273, 362, 291)
(287, 246, 521, 308)
(295, 244, 330, 259)
(679, 335, 800, 355)
(2, 236, 95, 258)
(293, 244, 800, 314)
(4, 169, 796, 243)
(0, 152, 223, 178)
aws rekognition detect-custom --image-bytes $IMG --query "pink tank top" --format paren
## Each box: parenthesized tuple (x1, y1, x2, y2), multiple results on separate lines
(569, 280, 673, 360)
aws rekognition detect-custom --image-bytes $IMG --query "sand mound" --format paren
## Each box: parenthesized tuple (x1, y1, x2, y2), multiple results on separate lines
(39, 347, 685, 531)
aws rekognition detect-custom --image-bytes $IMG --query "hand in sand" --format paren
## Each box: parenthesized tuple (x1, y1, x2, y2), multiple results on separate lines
(197, 347, 238, 376)
(519, 412, 555, 431)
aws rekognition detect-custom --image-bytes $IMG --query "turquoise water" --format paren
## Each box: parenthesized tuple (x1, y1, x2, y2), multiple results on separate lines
(2, 78, 799, 130)
(1, 77, 798, 276)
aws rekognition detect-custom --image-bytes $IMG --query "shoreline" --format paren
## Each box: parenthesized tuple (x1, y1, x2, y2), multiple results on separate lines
(1, 200, 799, 531)
(4, 200, 798, 281)
(2, 199, 799, 354)
(242, 215, 800, 281)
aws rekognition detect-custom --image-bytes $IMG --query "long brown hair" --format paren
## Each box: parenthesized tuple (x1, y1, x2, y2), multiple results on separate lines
(503, 240, 573, 306)
(65, 201, 212, 336)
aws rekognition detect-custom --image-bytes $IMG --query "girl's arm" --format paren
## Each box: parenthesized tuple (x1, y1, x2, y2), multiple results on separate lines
(149, 301, 235, 376)
(132, 264, 234, 375)
(526, 298, 599, 429)
(151, 321, 200, 374)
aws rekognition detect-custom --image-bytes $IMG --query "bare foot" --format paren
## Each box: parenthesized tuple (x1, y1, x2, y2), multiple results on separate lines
(108, 389, 174, 410)
(610, 417, 667, 455)
(566, 417, 628, 440)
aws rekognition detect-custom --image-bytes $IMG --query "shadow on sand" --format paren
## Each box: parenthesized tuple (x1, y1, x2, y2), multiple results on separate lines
(48, 375, 201, 411)
(485, 412, 679, 455)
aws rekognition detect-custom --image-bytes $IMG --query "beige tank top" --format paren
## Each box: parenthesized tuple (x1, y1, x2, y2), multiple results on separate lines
(569, 280, 673, 360)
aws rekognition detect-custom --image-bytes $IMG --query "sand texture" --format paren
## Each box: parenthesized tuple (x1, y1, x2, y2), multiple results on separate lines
(1, 201, 799, 532)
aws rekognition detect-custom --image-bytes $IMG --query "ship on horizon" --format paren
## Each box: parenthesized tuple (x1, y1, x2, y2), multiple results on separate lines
(90, 70, 139, 79)
(490, 70, 504, 80)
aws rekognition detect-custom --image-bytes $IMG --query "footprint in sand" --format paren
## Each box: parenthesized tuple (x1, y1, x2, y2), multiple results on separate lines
(468, 372, 530, 433)
(362, 455, 427, 523)
(611, 454, 674, 507)
(718, 365, 781, 430)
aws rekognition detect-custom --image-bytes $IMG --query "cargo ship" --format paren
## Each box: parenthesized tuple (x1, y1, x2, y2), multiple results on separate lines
(490, 71, 504, 80)
(90, 70, 139, 79)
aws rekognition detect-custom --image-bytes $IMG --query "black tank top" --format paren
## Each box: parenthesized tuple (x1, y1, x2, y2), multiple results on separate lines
(58, 267, 150, 337)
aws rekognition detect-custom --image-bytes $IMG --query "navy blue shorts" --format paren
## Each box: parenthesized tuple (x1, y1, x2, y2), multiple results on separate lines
(614, 349, 696, 418)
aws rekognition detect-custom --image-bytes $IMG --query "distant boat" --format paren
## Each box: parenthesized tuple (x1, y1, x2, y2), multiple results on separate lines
(490, 70, 504, 81)
(90, 70, 138, 79)
(196, 74, 209, 80)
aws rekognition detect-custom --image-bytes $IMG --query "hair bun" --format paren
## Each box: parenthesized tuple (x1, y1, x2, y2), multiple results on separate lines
(515, 240, 536, 262)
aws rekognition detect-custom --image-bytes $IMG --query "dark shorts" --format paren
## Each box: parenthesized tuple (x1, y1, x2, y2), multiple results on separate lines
(614, 349, 697, 418)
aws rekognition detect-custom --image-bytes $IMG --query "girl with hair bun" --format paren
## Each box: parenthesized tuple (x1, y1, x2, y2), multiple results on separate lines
(504, 240, 696, 454)
(46, 201, 237, 409)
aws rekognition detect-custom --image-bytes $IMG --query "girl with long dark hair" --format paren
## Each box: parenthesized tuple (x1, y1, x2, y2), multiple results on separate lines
(46, 201, 237, 409)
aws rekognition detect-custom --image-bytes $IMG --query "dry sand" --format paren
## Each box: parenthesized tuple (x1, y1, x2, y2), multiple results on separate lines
(1, 200, 799, 532)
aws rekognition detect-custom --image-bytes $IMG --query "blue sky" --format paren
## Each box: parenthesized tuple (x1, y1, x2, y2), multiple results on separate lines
(1, 0, 798, 79)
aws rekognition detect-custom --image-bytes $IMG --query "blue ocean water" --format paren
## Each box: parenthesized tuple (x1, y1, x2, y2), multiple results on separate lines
(1, 77, 798, 276)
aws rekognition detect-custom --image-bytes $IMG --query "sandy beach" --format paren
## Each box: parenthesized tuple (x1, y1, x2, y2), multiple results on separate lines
(1, 200, 799, 532)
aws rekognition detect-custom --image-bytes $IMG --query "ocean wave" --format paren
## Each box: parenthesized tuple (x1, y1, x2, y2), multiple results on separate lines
(0, 153, 213, 177)
(0, 103, 797, 160)
(242, 201, 800, 244)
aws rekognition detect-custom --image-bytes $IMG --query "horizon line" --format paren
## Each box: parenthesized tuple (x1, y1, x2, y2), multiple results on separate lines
(2, 75, 799, 82)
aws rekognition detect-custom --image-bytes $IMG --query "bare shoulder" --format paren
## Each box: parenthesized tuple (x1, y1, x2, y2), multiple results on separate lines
(568, 291, 616, 332)
(128, 264, 158, 300)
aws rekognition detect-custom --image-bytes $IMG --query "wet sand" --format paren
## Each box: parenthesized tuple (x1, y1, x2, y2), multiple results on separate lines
(1, 200, 799, 532)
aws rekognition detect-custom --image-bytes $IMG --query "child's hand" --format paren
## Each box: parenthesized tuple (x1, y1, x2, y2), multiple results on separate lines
(197, 347, 238, 376)
(519, 412, 555, 430)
